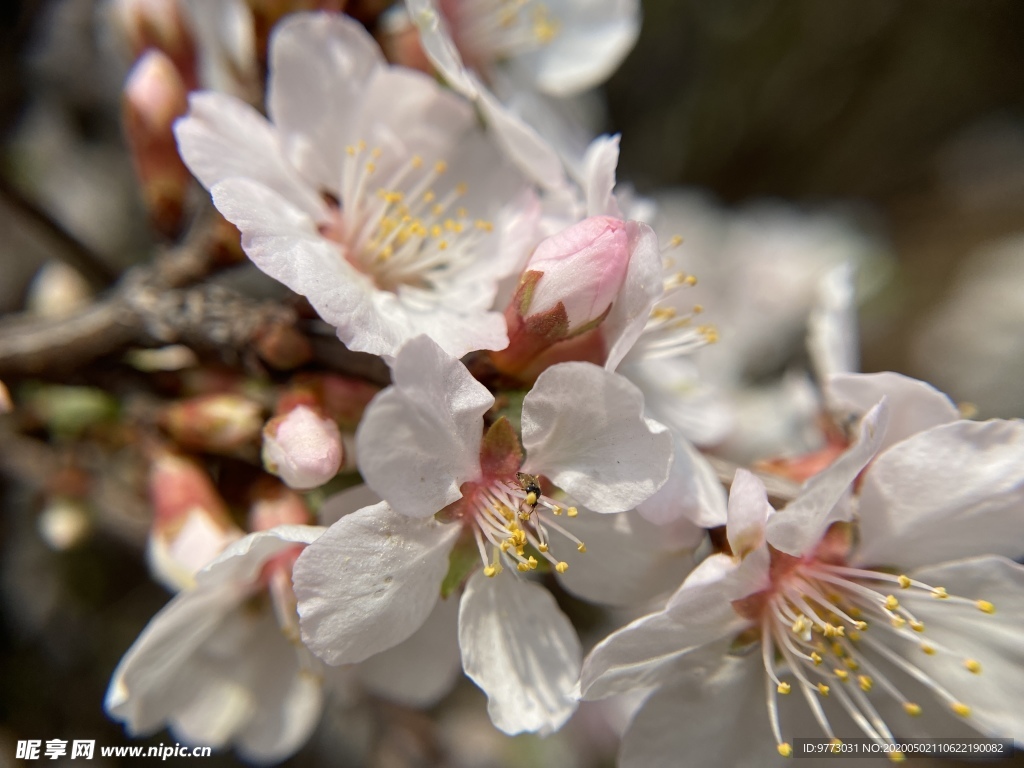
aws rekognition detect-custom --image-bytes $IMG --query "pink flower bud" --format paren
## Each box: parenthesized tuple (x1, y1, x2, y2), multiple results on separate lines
(123, 50, 191, 236)
(160, 393, 264, 455)
(148, 452, 242, 590)
(262, 405, 343, 490)
(521, 216, 630, 333)
(112, 0, 197, 88)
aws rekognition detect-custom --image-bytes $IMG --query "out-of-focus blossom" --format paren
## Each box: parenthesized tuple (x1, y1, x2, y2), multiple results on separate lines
(175, 13, 534, 360)
(248, 479, 313, 531)
(261, 404, 343, 490)
(147, 451, 244, 591)
(0, 380, 11, 414)
(25, 261, 93, 318)
(37, 498, 92, 551)
(123, 50, 193, 235)
(111, 0, 199, 88)
(581, 374, 1024, 766)
(107, 526, 327, 764)
(293, 335, 674, 736)
(159, 393, 264, 455)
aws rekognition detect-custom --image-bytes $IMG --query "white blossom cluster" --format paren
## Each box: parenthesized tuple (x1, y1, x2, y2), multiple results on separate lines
(100, 2, 1024, 765)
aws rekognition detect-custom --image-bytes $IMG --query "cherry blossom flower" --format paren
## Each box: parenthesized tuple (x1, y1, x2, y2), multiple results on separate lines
(292, 334, 674, 735)
(580, 374, 1024, 766)
(175, 13, 533, 360)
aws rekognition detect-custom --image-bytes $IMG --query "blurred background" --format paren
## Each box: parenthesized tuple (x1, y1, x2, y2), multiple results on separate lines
(1, 0, 1022, 765)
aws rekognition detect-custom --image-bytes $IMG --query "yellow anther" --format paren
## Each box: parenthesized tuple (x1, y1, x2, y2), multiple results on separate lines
(422, 190, 436, 203)
(365, 162, 376, 173)
(909, 620, 925, 632)
(567, 507, 578, 518)
(848, 606, 862, 619)
(430, 224, 442, 238)
(434, 161, 447, 173)
(858, 675, 873, 692)
(884, 594, 900, 611)
(577, 543, 587, 553)
(537, 543, 549, 553)
(371, 147, 382, 159)
(456, 182, 468, 195)
(898, 574, 912, 589)
(527, 556, 538, 570)
(848, 630, 862, 642)
(810, 652, 823, 666)
(951, 702, 971, 718)
(977, 600, 995, 614)
(475, 219, 494, 232)
(438, 240, 448, 250)
(932, 587, 949, 599)
(854, 621, 868, 631)
(964, 659, 982, 674)
(777, 682, 791, 694)
(411, 155, 423, 168)
(830, 739, 843, 748)
(831, 642, 845, 657)
(669, 234, 683, 247)
(844, 658, 860, 671)
(903, 702, 922, 717)
(921, 643, 936, 655)
(817, 683, 830, 696)
(891, 617, 906, 629)
(834, 669, 849, 682)
(778, 743, 793, 758)
(345, 144, 357, 156)
(500, 540, 511, 552)
(551, 505, 562, 515)
(791, 616, 809, 634)
(555, 561, 568, 574)
(888, 750, 906, 763)
(684, 275, 698, 286)
(693, 304, 704, 314)
(483, 565, 497, 578)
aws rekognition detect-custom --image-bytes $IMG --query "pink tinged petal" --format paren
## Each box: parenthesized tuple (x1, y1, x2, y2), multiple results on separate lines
(853, 419, 1024, 570)
(356, 594, 461, 707)
(582, 134, 623, 218)
(521, 362, 672, 513)
(267, 14, 382, 192)
(261, 405, 343, 490)
(292, 502, 460, 665)
(556, 509, 699, 607)
(828, 371, 959, 454)
(619, 654, 787, 768)
(356, 336, 492, 518)
(637, 434, 727, 527)
(765, 399, 889, 557)
(900, 556, 1024, 742)
(524, 216, 630, 332)
(726, 469, 774, 559)
(458, 571, 581, 735)
(602, 221, 665, 371)
(174, 92, 324, 219)
(580, 554, 748, 700)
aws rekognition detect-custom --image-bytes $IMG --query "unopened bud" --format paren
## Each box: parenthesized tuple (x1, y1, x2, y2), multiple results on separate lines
(123, 50, 192, 236)
(160, 393, 264, 454)
(252, 322, 313, 370)
(248, 477, 311, 531)
(112, 0, 197, 88)
(26, 262, 92, 317)
(148, 452, 242, 590)
(262, 405, 343, 490)
(492, 216, 630, 376)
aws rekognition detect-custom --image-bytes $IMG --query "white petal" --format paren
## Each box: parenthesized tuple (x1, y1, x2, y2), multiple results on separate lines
(854, 419, 1024, 569)
(766, 399, 888, 556)
(356, 336, 492, 518)
(619, 655, 785, 768)
(267, 14, 382, 193)
(293, 502, 459, 665)
(406, 0, 479, 97)
(603, 221, 665, 371)
(580, 554, 748, 700)
(636, 433, 728, 527)
(901, 556, 1024, 742)
(196, 525, 326, 589)
(582, 135, 623, 218)
(827, 371, 959, 453)
(518, 0, 641, 96)
(318, 484, 382, 527)
(356, 594, 461, 707)
(459, 571, 580, 735)
(174, 93, 324, 219)
(522, 363, 672, 513)
(808, 261, 859, 381)
(555, 510, 698, 607)
(726, 469, 774, 559)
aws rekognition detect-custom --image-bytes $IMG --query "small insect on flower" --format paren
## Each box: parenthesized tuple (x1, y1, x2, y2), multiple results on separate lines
(514, 472, 542, 521)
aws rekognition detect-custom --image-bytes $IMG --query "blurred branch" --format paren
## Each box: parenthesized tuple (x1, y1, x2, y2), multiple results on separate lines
(704, 454, 801, 506)
(0, 176, 119, 289)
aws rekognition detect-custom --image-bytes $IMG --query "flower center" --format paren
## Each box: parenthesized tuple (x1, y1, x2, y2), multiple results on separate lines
(458, 476, 586, 578)
(319, 141, 494, 293)
(741, 551, 996, 759)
